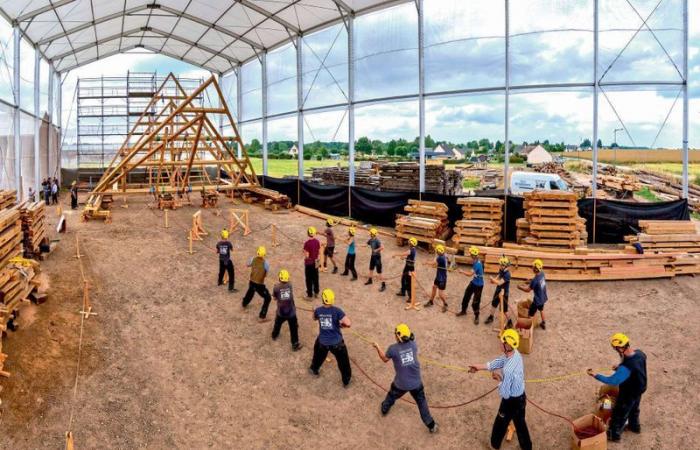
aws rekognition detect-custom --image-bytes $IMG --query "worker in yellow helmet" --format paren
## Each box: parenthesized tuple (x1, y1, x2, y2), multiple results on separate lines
(394, 237, 418, 301)
(215, 229, 236, 292)
(517, 259, 548, 330)
(303, 226, 321, 299)
(457, 246, 485, 324)
(587, 333, 647, 442)
(424, 244, 449, 312)
(309, 289, 352, 386)
(242, 246, 273, 322)
(366, 228, 386, 292)
(468, 329, 532, 450)
(373, 324, 438, 433)
(271, 269, 302, 351)
(322, 218, 339, 274)
(340, 226, 358, 280)
(485, 256, 515, 328)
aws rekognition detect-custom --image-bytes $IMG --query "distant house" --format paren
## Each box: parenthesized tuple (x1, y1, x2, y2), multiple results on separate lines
(517, 145, 537, 156)
(329, 152, 341, 160)
(564, 144, 579, 152)
(526, 145, 553, 165)
(432, 143, 463, 159)
(288, 144, 299, 157)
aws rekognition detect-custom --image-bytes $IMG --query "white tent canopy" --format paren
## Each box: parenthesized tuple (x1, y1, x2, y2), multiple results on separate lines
(1, 0, 399, 73)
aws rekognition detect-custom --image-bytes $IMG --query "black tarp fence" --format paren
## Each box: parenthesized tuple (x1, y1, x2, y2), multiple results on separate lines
(260, 176, 689, 244)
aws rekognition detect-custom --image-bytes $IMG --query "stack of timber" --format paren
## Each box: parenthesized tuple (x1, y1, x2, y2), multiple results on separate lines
(516, 218, 530, 244)
(534, 164, 589, 197)
(452, 197, 504, 250)
(597, 174, 642, 194)
(241, 186, 291, 209)
(18, 201, 46, 258)
(636, 169, 700, 213)
(522, 191, 587, 249)
(455, 245, 700, 281)
(0, 190, 16, 210)
(395, 200, 451, 245)
(311, 166, 380, 189)
(625, 220, 700, 254)
(381, 163, 462, 195)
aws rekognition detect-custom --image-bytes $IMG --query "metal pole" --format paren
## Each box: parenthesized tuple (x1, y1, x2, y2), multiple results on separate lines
(418, 0, 426, 194)
(13, 26, 21, 199)
(48, 63, 54, 183)
(348, 16, 356, 188)
(57, 71, 62, 178)
(592, 0, 599, 243)
(34, 47, 40, 194)
(217, 73, 224, 134)
(504, 0, 510, 195)
(682, 0, 689, 198)
(261, 52, 268, 176)
(297, 36, 304, 182)
(236, 66, 243, 159)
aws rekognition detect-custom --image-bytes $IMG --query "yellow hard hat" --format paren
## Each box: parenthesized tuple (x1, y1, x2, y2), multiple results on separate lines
(278, 269, 290, 282)
(326, 218, 334, 226)
(308, 226, 317, 237)
(370, 228, 378, 237)
(435, 244, 445, 254)
(409, 237, 418, 247)
(257, 246, 266, 258)
(348, 226, 356, 236)
(533, 259, 544, 271)
(321, 288, 335, 305)
(469, 246, 479, 257)
(499, 256, 510, 266)
(395, 323, 411, 342)
(501, 329, 520, 350)
(221, 229, 229, 239)
(610, 333, 629, 348)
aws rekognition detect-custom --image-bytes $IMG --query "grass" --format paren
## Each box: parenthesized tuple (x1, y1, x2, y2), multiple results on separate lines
(249, 158, 345, 178)
(635, 186, 660, 202)
(692, 211, 700, 220)
(462, 177, 481, 189)
(627, 163, 700, 180)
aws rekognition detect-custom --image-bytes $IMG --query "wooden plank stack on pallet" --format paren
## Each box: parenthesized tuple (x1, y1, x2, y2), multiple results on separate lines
(241, 186, 291, 210)
(625, 220, 700, 254)
(521, 191, 587, 249)
(395, 199, 451, 246)
(18, 201, 47, 258)
(452, 197, 504, 250)
(597, 174, 642, 194)
(0, 190, 16, 210)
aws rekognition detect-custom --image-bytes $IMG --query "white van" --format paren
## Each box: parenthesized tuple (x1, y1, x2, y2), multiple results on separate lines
(509, 171, 569, 195)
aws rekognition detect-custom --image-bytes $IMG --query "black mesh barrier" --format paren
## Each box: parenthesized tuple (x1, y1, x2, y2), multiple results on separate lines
(300, 181, 349, 217)
(350, 187, 415, 227)
(260, 175, 299, 205)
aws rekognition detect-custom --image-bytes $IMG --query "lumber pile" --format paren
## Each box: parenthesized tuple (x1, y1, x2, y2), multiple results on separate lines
(311, 166, 380, 189)
(18, 201, 46, 258)
(521, 191, 587, 249)
(396, 199, 451, 246)
(625, 220, 700, 254)
(454, 245, 700, 281)
(381, 163, 462, 195)
(452, 197, 503, 250)
(636, 169, 700, 213)
(0, 190, 16, 210)
(597, 174, 642, 194)
(241, 186, 291, 209)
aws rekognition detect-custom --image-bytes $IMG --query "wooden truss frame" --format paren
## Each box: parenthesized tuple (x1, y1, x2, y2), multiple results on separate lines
(83, 73, 258, 218)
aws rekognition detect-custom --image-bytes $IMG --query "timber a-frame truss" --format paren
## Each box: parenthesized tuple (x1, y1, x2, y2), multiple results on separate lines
(83, 73, 258, 219)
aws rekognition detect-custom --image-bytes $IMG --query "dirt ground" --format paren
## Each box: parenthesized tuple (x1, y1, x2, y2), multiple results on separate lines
(0, 194, 698, 449)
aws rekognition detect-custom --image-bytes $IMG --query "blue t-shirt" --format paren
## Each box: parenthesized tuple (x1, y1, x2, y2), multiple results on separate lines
(368, 238, 382, 256)
(386, 340, 422, 391)
(472, 260, 484, 287)
(435, 255, 448, 282)
(348, 238, 356, 255)
(530, 272, 548, 306)
(314, 305, 345, 345)
(406, 247, 416, 269)
(497, 268, 511, 296)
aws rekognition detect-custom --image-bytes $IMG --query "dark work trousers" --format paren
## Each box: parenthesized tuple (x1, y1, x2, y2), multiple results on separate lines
(310, 338, 352, 385)
(218, 259, 235, 290)
(400, 264, 414, 295)
(305, 263, 320, 297)
(382, 383, 435, 429)
(272, 315, 300, 347)
(460, 281, 484, 315)
(491, 394, 532, 450)
(242, 281, 272, 318)
(342, 253, 357, 278)
(608, 394, 642, 439)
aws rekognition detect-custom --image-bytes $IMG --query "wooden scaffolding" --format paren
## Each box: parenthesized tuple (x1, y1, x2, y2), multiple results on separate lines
(83, 73, 259, 220)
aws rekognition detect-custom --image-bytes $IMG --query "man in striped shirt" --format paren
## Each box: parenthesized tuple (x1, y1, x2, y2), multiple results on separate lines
(469, 329, 532, 450)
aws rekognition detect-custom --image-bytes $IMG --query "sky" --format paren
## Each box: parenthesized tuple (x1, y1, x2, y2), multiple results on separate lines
(59, 0, 700, 150)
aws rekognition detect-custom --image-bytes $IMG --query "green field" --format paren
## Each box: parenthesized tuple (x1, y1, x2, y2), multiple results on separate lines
(249, 158, 345, 178)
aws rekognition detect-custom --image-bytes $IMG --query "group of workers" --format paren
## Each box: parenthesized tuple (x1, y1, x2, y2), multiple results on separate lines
(213, 220, 647, 447)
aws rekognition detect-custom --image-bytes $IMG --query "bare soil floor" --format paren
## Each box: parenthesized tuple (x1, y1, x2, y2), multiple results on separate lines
(0, 195, 698, 449)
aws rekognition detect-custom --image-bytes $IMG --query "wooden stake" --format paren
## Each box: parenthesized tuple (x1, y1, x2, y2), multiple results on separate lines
(65, 431, 75, 450)
(506, 423, 515, 441)
(187, 231, 195, 254)
(405, 272, 421, 311)
(164, 209, 170, 229)
(271, 224, 279, 247)
(73, 234, 83, 259)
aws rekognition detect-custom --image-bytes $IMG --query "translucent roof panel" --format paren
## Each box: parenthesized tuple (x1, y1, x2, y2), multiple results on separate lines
(2, 0, 401, 73)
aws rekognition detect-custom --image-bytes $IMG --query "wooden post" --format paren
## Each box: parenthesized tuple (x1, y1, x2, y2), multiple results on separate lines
(65, 431, 74, 450)
(405, 272, 421, 311)
(187, 230, 195, 254)
(506, 423, 515, 441)
(164, 209, 170, 229)
(73, 234, 83, 259)
(271, 224, 279, 247)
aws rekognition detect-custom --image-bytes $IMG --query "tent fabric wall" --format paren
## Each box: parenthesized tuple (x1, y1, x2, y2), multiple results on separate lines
(0, 102, 15, 191)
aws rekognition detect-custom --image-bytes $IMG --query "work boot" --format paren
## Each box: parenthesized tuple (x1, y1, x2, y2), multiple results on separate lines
(217, 281, 223, 286)
(314, 292, 319, 299)
(308, 367, 319, 377)
(506, 319, 514, 329)
(292, 343, 303, 352)
(229, 287, 238, 292)
(625, 424, 641, 434)
(365, 279, 373, 285)
(484, 315, 494, 325)
(381, 405, 390, 416)
(456, 310, 466, 317)
(429, 422, 439, 434)
(473, 315, 480, 325)
(539, 321, 546, 330)
(396, 291, 405, 297)
(379, 282, 386, 292)
(441, 302, 448, 313)
(341, 271, 349, 276)
(351, 276, 358, 281)
(425, 300, 434, 307)
(607, 431, 621, 442)
(332, 267, 338, 274)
